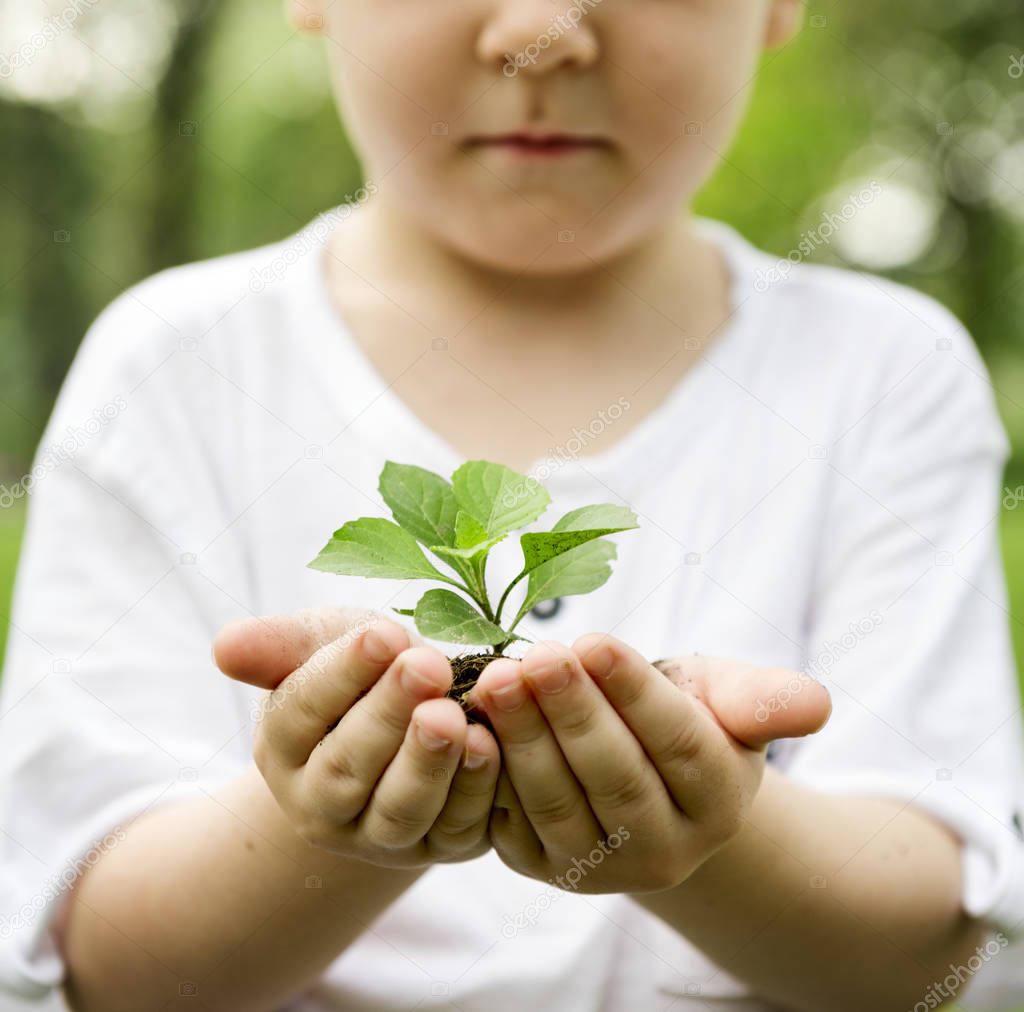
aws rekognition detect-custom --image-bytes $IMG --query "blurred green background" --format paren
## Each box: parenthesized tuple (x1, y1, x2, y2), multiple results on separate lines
(11, 0, 1024, 679)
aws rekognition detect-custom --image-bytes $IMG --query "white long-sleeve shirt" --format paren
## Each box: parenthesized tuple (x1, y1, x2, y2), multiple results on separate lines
(1, 212, 1023, 1010)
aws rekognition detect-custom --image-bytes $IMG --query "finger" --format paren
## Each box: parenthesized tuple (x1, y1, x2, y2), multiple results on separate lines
(214, 606, 419, 689)
(470, 657, 603, 856)
(519, 640, 669, 836)
(572, 633, 731, 821)
(653, 652, 832, 747)
(426, 722, 501, 860)
(305, 646, 453, 820)
(259, 618, 412, 767)
(356, 696, 468, 851)
(488, 767, 544, 870)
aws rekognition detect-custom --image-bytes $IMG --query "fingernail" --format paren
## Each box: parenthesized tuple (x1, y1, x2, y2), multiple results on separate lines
(463, 751, 488, 770)
(416, 723, 452, 752)
(587, 645, 616, 679)
(488, 678, 526, 712)
(527, 658, 572, 694)
(401, 662, 442, 696)
(361, 626, 395, 663)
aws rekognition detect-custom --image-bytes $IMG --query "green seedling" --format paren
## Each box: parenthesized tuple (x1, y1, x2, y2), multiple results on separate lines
(307, 459, 639, 719)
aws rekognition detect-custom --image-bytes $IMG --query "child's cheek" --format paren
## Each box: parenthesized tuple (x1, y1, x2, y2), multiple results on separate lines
(330, 17, 482, 127)
(607, 17, 765, 139)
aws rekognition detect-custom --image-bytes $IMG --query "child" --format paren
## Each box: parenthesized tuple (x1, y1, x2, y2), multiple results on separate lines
(2, 1, 1023, 1009)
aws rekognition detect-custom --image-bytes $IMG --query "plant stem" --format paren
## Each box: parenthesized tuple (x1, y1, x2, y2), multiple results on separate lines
(472, 554, 497, 622)
(434, 572, 484, 602)
(504, 600, 531, 639)
(460, 560, 493, 623)
(494, 569, 527, 625)
(428, 551, 489, 609)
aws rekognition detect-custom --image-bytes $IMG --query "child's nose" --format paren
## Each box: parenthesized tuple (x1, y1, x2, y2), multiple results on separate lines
(475, 0, 600, 76)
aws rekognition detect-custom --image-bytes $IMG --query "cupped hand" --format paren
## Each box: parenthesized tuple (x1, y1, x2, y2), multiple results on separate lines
(212, 607, 501, 868)
(468, 634, 831, 893)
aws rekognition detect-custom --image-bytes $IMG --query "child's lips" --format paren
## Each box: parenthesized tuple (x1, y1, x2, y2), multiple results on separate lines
(466, 133, 612, 158)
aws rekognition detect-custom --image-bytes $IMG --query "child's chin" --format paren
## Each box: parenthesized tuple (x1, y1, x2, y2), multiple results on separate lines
(436, 219, 623, 278)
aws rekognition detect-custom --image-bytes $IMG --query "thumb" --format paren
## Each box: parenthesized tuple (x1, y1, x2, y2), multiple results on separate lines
(211, 606, 421, 689)
(667, 656, 832, 750)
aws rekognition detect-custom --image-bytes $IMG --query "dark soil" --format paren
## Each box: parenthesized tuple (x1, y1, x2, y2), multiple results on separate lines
(448, 650, 506, 727)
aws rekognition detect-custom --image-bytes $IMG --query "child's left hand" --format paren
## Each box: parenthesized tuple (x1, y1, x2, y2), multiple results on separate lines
(467, 635, 832, 894)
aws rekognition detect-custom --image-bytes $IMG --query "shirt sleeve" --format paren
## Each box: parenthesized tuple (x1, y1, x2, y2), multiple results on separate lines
(0, 283, 258, 1004)
(776, 304, 1024, 943)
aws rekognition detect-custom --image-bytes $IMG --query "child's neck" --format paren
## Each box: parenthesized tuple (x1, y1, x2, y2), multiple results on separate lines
(331, 197, 725, 341)
(320, 196, 734, 474)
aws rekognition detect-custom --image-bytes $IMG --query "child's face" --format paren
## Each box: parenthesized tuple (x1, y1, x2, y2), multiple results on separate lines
(290, 0, 801, 275)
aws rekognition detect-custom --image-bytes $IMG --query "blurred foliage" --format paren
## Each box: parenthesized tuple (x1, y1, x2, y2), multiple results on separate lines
(0, 500, 22, 653)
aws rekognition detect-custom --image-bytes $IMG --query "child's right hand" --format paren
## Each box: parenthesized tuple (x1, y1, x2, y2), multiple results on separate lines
(212, 607, 501, 868)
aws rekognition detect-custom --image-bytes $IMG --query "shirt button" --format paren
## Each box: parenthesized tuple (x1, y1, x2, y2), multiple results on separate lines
(529, 598, 562, 620)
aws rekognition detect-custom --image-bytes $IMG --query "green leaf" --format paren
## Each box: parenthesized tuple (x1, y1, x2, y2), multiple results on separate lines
(307, 517, 452, 582)
(378, 462, 459, 548)
(431, 531, 507, 563)
(412, 589, 509, 645)
(519, 504, 638, 573)
(454, 510, 489, 549)
(391, 607, 416, 617)
(551, 503, 639, 534)
(451, 460, 551, 539)
(520, 539, 618, 615)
